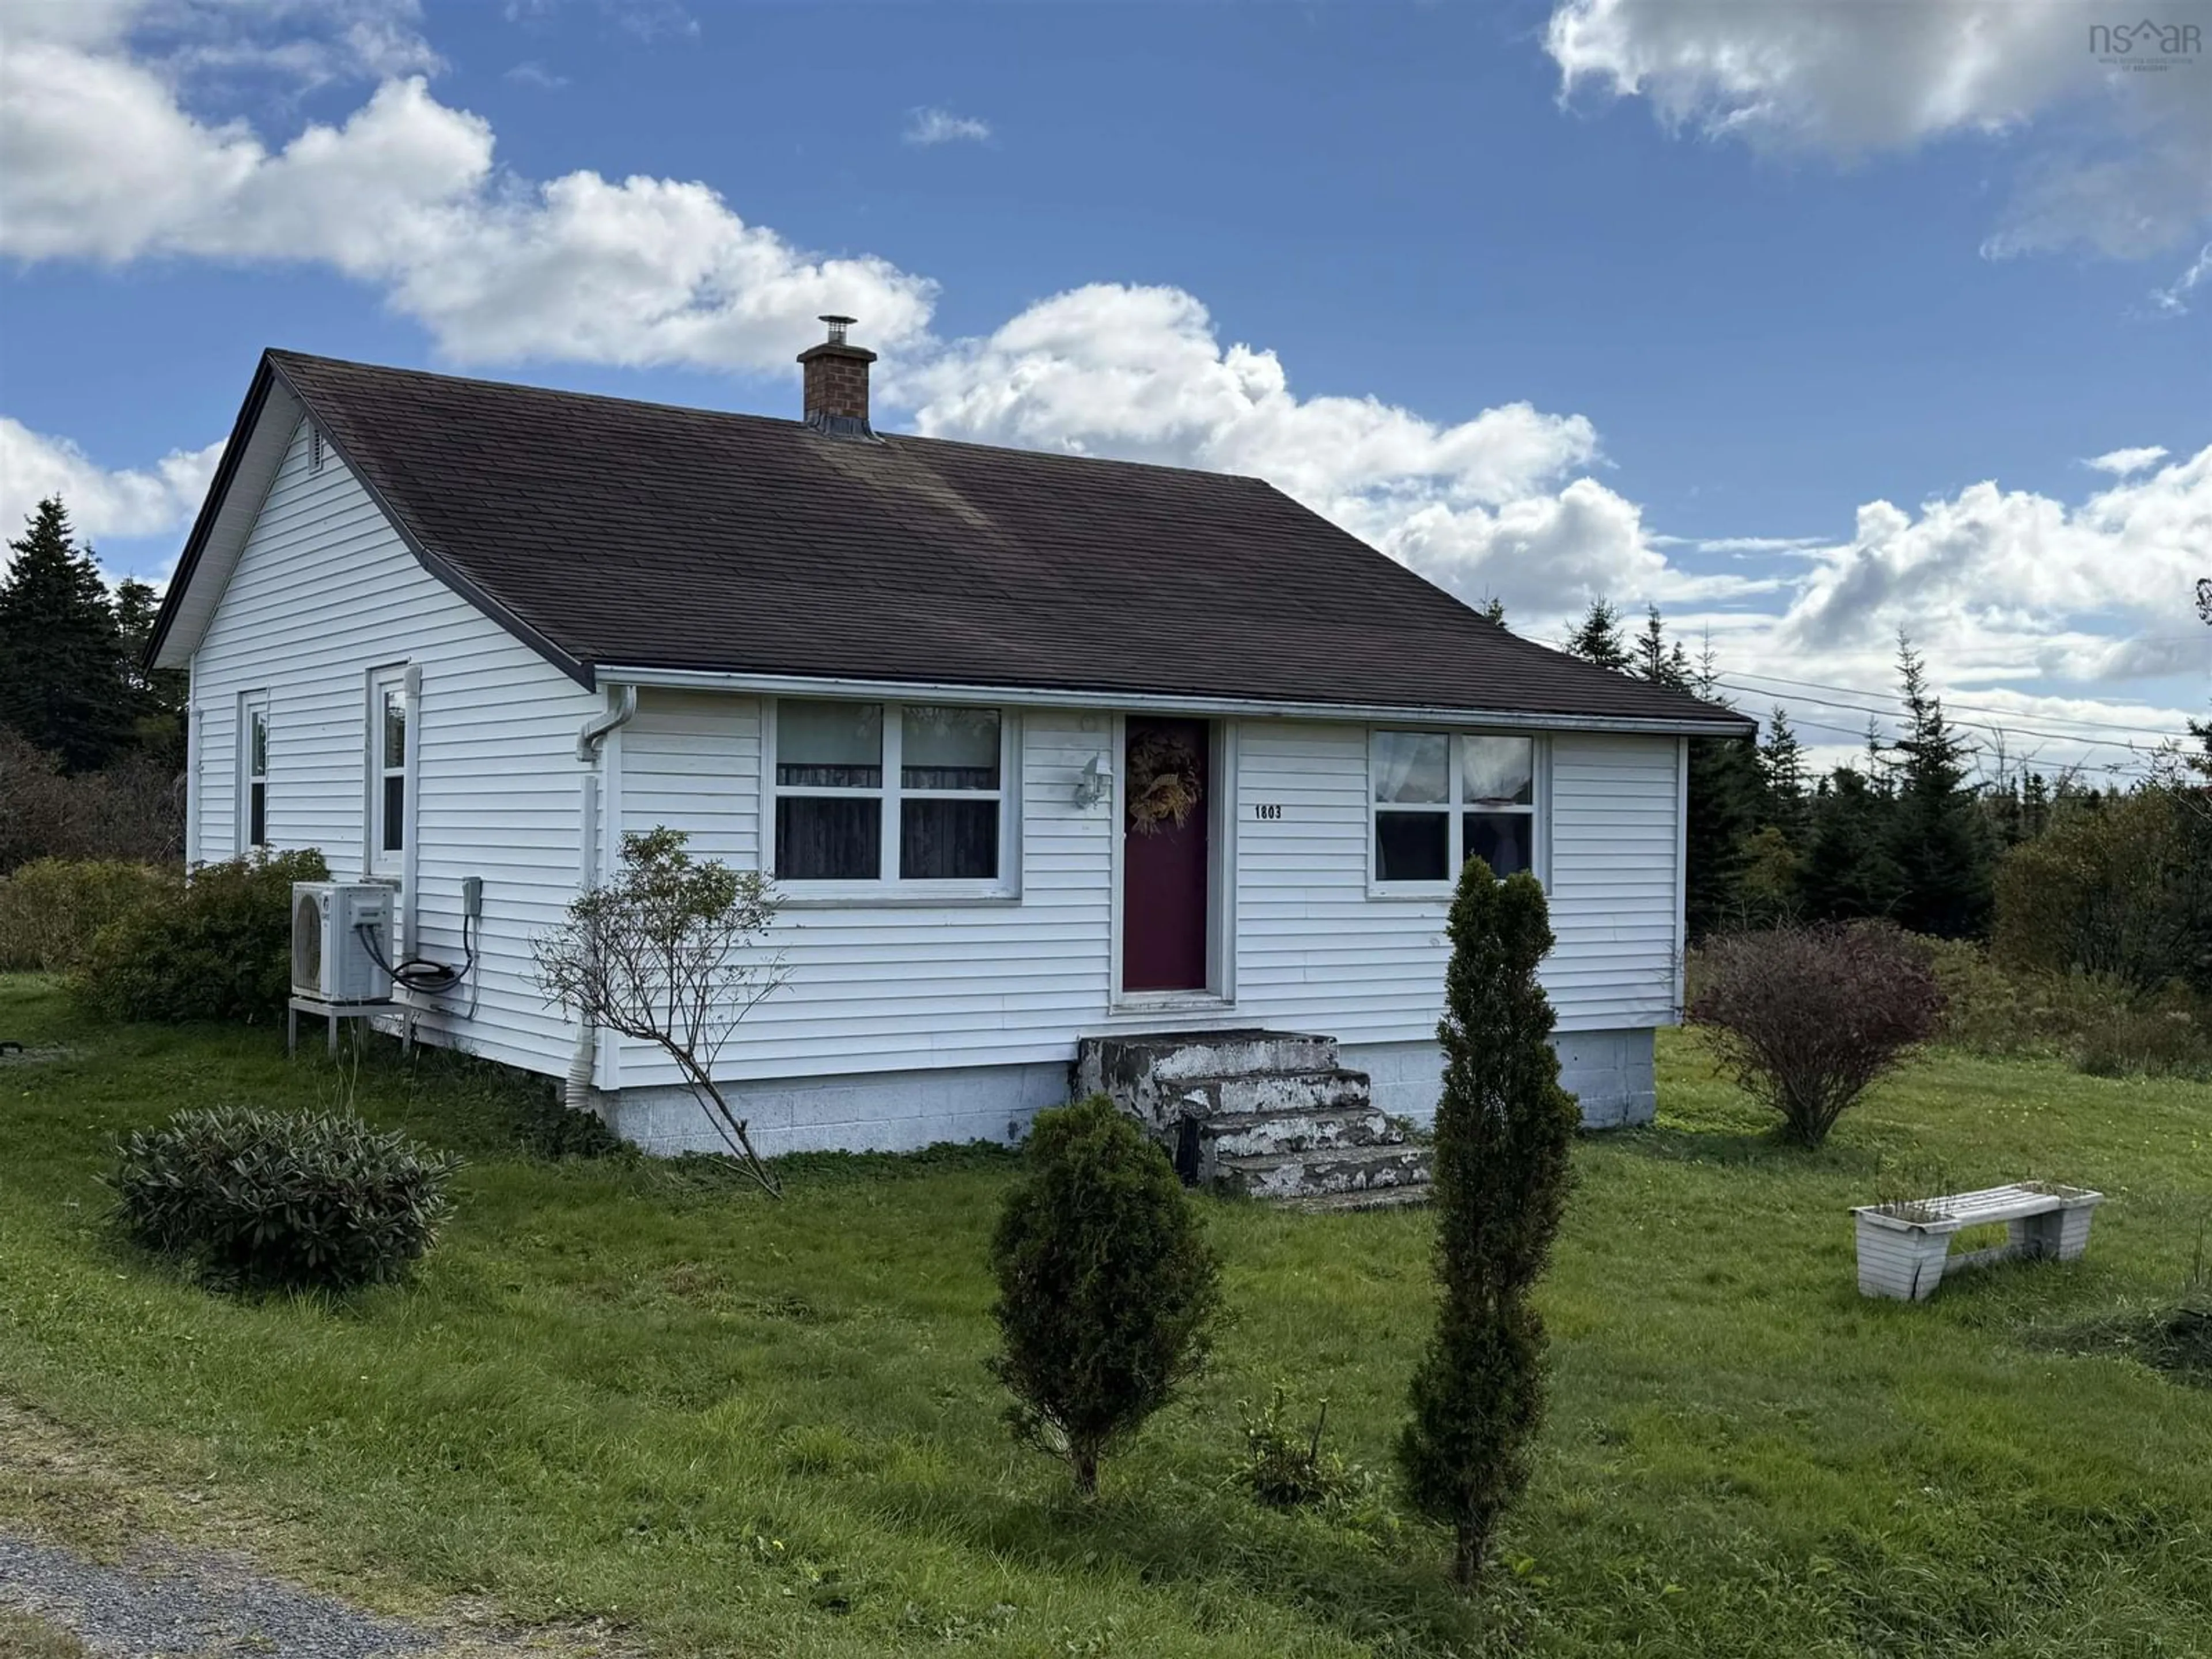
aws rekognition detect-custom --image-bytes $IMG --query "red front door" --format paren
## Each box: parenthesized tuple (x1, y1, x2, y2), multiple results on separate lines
(1122, 718, 1211, 993)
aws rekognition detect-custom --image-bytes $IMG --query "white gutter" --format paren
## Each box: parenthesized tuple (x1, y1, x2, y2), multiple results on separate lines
(590, 665, 1750, 736)
(577, 682, 638, 761)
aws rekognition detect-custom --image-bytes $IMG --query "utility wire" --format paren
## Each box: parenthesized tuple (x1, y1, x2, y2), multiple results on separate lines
(1718, 666, 2191, 740)
(1712, 679, 2172, 756)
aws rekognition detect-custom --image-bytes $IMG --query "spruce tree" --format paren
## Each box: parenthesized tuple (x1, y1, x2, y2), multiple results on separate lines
(1399, 858, 1580, 1589)
(1476, 595, 1508, 628)
(1798, 767, 1905, 922)
(0, 497, 132, 771)
(1883, 638, 1993, 939)
(1677, 634, 1759, 937)
(1757, 707, 1810, 839)
(1633, 604, 1690, 686)
(112, 576, 188, 770)
(1563, 597, 1633, 671)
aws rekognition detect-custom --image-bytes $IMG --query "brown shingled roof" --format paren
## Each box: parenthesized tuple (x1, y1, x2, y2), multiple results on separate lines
(175, 349, 1752, 730)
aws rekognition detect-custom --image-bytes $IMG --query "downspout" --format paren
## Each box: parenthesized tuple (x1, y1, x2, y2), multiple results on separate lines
(568, 684, 638, 1114)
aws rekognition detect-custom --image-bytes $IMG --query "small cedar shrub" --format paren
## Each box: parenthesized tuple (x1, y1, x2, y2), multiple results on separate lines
(0, 857, 173, 972)
(110, 1107, 460, 1292)
(1688, 921, 1944, 1147)
(74, 848, 327, 1024)
(988, 1096, 1223, 1495)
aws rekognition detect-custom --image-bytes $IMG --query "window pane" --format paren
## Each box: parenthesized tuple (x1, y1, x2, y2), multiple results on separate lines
(777, 796, 881, 880)
(249, 711, 268, 778)
(1464, 812, 1532, 877)
(381, 688, 407, 770)
(1373, 731, 1448, 804)
(1376, 810, 1449, 882)
(249, 781, 266, 847)
(778, 700, 882, 788)
(901, 798, 998, 880)
(902, 706, 1000, 790)
(381, 775, 405, 852)
(1461, 735, 1533, 805)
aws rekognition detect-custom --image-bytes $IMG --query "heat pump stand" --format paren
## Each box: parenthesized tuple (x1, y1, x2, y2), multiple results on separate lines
(287, 994, 411, 1059)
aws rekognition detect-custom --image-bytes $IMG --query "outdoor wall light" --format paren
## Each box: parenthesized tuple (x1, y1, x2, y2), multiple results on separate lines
(1074, 752, 1113, 809)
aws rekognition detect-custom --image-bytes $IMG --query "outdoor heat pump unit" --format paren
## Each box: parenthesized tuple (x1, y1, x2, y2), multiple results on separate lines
(291, 881, 394, 1004)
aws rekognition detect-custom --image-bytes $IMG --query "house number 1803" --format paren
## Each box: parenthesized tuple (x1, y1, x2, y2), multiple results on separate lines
(1251, 802, 1283, 820)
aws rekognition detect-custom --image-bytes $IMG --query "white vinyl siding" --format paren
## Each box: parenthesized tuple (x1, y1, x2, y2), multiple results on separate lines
(616, 693, 1111, 1086)
(615, 704, 1683, 1087)
(1232, 722, 1677, 1041)
(189, 417, 602, 1073)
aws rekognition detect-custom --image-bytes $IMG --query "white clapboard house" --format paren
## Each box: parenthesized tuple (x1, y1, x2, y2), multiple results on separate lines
(148, 325, 1752, 1198)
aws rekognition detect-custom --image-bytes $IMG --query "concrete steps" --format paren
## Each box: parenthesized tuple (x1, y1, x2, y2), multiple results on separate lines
(1075, 1030, 1431, 1207)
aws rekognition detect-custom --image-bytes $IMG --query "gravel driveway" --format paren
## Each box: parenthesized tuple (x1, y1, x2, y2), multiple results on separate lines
(0, 1530, 598, 1658)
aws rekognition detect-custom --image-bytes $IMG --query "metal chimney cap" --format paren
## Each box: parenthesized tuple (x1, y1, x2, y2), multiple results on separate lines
(819, 314, 857, 344)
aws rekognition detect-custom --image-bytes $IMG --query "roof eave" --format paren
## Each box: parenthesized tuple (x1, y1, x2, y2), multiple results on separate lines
(588, 662, 1757, 736)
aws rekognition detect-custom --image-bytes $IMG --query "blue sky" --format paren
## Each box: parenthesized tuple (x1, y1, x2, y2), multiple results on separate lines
(3, 0, 2206, 779)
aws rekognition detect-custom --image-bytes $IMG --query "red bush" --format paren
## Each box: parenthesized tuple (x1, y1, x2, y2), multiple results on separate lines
(1688, 923, 1944, 1147)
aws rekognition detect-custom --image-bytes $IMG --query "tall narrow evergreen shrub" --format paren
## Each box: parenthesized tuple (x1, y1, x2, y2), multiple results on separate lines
(1398, 858, 1580, 1589)
(988, 1096, 1222, 1495)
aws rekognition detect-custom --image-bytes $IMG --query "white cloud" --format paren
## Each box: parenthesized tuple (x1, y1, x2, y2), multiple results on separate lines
(904, 107, 992, 146)
(0, 16, 937, 373)
(1779, 447, 2212, 677)
(2152, 243, 2212, 315)
(897, 282, 1764, 623)
(503, 59, 567, 90)
(2085, 445, 2168, 475)
(0, 419, 222, 558)
(1544, 0, 2212, 260)
(1654, 533, 1828, 555)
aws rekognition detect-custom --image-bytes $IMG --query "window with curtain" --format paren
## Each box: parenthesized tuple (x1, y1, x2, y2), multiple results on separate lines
(1372, 730, 1537, 887)
(774, 699, 1006, 887)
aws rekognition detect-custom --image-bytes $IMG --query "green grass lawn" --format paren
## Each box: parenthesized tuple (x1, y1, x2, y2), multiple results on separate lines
(1, 975, 2207, 1658)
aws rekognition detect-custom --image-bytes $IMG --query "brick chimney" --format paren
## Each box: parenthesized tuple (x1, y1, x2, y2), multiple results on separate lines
(797, 314, 877, 439)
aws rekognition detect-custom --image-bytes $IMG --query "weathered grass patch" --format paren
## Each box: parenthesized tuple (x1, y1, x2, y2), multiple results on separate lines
(1, 974, 2209, 1657)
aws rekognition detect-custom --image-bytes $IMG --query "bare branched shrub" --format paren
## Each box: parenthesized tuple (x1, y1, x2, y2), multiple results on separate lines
(0, 729, 181, 872)
(533, 828, 789, 1195)
(1688, 923, 1943, 1147)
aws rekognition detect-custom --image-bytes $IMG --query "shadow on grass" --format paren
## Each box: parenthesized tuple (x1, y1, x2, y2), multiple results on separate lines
(856, 1467, 1511, 1655)
(1607, 1120, 1888, 1179)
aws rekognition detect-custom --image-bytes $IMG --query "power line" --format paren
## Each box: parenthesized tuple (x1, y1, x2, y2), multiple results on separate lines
(1720, 667, 2190, 740)
(1778, 710, 2158, 778)
(1530, 632, 2194, 760)
(1713, 679, 2169, 757)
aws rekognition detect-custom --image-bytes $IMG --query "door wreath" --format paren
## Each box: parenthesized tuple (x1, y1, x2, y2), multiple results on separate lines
(1126, 729, 1204, 834)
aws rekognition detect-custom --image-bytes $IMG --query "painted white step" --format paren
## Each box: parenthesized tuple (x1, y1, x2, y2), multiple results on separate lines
(1216, 1142, 1432, 1202)
(1077, 1028, 1339, 1092)
(1199, 1104, 1392, 1170)
(1167, 1068, 1372, 1120)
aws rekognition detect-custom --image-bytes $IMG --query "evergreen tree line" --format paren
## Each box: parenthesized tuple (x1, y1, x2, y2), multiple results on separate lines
(1, 496, 188, 869)
(1553, 595, 2202, 955)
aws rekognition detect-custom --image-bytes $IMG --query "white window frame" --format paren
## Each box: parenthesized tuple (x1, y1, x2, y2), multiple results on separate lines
(366, 665, 413, 879)
(1366, 728, 1547, 899)
(763, 696, 1020, 904)
(237, 691, 269, 853)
